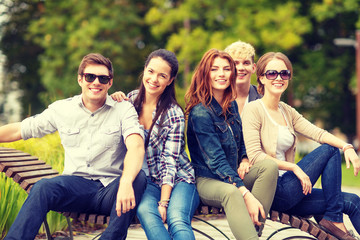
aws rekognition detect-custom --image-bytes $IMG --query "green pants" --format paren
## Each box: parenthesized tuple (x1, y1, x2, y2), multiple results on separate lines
(196, 159, 278, 240)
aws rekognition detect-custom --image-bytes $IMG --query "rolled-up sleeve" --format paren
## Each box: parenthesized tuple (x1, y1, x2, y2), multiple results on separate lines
(120, 101, 144, 142)
(159, 117, 184, 187)
(21, 108, 57, 140)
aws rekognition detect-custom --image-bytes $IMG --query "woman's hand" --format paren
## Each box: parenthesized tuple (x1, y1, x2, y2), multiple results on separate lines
(241, 189, 265, 226)
(158, 205, 167, 223)
(110, 91, 128, 102)
(293, 165, 312, 195)
(344, 148, 360, 176)
(237, 160, 251, 180)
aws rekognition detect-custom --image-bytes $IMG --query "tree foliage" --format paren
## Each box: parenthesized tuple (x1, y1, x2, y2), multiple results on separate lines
(1, 0, 360, 139)
(0, 1, 45, 116)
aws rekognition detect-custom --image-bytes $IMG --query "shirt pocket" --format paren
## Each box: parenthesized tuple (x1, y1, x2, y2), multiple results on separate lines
(59, 127, 80, 147)
(101, 125, 121, 148)
(214, 121, 230, 144)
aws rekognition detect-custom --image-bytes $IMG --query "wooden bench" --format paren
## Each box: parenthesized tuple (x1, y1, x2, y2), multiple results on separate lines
(0, 147, 338, 240)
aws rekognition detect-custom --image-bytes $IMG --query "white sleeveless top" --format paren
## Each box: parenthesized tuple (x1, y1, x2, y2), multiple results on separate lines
(260, 101, 294, 176)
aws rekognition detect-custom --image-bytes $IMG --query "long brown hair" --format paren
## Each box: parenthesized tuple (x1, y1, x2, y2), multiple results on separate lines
(256, 52, 293, 95)
(185, 49, 237, 117)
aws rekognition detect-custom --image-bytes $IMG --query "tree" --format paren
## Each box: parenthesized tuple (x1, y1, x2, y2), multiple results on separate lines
(27, 0, 154, 105)
(290, 0, 360, 140)
(0, 1, 45, 116)
(145, 0, 312, 87)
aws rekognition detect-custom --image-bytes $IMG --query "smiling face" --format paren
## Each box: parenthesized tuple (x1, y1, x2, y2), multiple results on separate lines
(210, 57, 232, 101)
(233, 56, 256, 85)
(259, 59, 289, 97)
(142, 57, 173, 100)
(78, 64, 112, 110)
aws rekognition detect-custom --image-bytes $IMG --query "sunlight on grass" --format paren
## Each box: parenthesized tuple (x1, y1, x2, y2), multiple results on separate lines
(0, 132, 67, 238)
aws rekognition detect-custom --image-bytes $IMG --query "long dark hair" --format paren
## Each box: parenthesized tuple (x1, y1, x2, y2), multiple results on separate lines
(133, 49, 181, 147)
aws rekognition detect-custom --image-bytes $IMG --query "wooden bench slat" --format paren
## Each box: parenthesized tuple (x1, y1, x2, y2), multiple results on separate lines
(0, 152, 31, 158)
(0, 160, 46, 172)
(0, 149, 23, 153)
(280, 212, 290, 224)
(0, 156, 38, 162)
(289, 215, 301, 228)
(6, 164, 52, 178)
(13, 169, 59, 183)
(21, 174, 59, 192)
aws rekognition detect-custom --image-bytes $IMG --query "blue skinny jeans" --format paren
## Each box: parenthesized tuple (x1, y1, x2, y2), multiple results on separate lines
(5, 171, 146, 240)
(271, 144, 360, 234)
(136, 179, 200, 240)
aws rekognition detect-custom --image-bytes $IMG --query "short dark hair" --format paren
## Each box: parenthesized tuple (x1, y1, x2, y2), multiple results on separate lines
(78, 53, 113, 78)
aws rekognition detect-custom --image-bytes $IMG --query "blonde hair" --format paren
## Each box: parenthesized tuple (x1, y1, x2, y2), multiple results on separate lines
(224, 40, 255, 63)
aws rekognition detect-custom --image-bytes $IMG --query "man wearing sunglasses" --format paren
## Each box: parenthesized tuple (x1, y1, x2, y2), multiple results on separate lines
(2, 53, 146, 240)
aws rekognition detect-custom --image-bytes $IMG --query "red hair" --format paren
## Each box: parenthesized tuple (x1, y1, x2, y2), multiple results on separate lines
(185, 49, 237, 118)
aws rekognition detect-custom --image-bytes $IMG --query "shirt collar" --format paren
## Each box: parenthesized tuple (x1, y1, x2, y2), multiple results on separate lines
(77, 94, 115, 109)
(209, 97, 236, 117)
(210, 97, 224, 116)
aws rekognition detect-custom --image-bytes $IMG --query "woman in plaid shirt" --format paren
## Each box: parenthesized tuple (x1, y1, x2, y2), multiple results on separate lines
(112, 49, 199, 240)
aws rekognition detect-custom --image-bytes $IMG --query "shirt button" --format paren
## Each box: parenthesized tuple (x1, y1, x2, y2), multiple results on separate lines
(87, 164, 90, 167)
(91, 114, 94, 117)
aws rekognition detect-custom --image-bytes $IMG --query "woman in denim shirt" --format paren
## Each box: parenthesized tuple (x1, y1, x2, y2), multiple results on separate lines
(112, 49, 199, 240)
(185, 49, 278, 240)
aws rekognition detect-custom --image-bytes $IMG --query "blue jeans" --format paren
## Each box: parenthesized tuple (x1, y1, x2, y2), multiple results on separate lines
(5, 171, 146, 240)
(272, 144, 360, 234)
(136, 179, 200, 240)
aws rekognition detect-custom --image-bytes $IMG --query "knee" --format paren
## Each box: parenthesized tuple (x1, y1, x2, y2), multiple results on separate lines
(322, 144, 340, 155)
(222, 185, 243, 206)
(343, 192, 360, 214)
(29, 178, 52, 195)
(258, 159, 278, 179)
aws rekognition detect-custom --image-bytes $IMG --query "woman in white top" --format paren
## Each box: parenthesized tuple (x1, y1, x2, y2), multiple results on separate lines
(242, 52, 360, 240)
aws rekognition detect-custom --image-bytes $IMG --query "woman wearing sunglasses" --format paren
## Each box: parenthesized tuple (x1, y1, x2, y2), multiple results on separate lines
(111, 49, 199, 240)
(186, 49, 278, 240)
(242, 52, 360, 240)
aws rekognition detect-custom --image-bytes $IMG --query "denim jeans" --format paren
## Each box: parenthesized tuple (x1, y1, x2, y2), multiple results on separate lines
(272, 144, 360, 234)
(5, 171, 146, 240)
(136, 179, 199, 240)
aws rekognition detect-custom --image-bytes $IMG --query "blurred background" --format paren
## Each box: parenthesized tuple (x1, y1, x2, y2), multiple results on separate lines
(0, 0, 359, 146)
(1, 1, 360, 238)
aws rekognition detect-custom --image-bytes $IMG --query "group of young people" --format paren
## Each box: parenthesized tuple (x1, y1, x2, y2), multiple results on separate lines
(1, 40, 360, 240)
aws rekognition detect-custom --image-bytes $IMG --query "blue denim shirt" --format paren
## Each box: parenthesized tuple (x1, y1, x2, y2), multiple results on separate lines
(187, 98, 247, 187)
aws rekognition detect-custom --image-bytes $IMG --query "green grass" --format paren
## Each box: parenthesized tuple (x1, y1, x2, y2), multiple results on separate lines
(341, 162, 360, 187)
(0, 132, 67, 239)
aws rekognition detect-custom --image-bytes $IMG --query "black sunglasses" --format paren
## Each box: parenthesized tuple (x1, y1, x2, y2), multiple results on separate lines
(83, 73, 111, 84)
(262, 70, 291, 80)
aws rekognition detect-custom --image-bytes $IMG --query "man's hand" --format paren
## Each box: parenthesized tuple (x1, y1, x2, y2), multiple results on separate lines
(116, 178, 135, 217)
